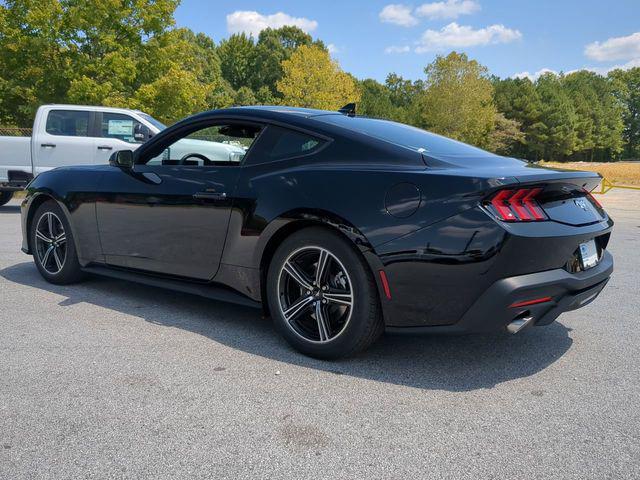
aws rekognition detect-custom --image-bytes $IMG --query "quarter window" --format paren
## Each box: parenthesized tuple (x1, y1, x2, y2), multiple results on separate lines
(267, 126, 323, 160)
(45, 110, 89, 137)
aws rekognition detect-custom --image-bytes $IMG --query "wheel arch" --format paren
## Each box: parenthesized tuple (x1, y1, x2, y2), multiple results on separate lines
(24, 192, 78, 255)
(257, 209, 379, 317)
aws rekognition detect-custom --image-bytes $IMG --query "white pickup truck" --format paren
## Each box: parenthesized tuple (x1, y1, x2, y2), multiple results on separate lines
(0, 104, 246, 205)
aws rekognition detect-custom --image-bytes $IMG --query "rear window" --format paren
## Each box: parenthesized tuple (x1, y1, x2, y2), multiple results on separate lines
(315, 115, 495, 157)
(45, 110, 90, 137)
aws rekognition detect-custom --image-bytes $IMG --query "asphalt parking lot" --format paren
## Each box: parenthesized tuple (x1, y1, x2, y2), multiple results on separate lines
(1, 190, 639, 479)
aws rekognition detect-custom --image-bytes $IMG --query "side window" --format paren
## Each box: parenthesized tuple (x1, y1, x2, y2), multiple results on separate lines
(101, 113, 146, 143)
(45, 110, 90, 137)
(145, 123, 262, 166)
(255, 126, 324, 163)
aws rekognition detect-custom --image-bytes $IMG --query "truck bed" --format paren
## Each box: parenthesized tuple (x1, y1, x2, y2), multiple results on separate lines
(0, 135, 32, 186)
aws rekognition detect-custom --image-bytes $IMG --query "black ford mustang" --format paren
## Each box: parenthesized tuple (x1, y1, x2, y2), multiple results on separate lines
(20, 106, 614, 358)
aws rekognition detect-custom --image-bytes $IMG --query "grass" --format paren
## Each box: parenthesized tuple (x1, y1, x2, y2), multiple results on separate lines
(540, 161, 640, 186)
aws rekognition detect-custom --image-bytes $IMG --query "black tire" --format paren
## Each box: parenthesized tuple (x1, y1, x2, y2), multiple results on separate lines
(30, 200, 85, 285)
(0, 191, 13, 206)
(267, 227, 383, 359)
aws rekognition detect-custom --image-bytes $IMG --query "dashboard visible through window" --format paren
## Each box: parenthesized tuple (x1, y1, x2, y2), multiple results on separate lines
(146, 123, 262, 167)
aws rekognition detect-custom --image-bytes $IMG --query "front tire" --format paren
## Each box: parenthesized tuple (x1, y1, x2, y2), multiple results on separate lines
(0, 191, 13, 206)
(30, 200, 84, 285)
(267, 227, 383, 359)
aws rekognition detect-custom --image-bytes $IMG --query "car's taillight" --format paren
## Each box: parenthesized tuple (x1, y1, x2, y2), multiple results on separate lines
(487, 188, 547, 222)
(583, 188, 603, 209)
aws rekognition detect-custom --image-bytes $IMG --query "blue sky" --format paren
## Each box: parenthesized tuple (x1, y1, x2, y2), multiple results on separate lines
(175, 0, 640, 81)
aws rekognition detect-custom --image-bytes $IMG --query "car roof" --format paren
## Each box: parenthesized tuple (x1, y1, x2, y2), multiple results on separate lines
(234, 105, 337, 117)
(41, 104, 148, 115)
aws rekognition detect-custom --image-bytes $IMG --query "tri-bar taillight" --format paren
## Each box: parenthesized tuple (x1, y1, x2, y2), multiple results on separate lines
(487, 188, 547, 222)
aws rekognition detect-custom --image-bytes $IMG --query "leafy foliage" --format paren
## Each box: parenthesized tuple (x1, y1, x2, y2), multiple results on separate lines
(277, 45, 360, 110)
(0, 1, 636, 161)
(417, 52, 497, 148)
(609, 68, 640, 159)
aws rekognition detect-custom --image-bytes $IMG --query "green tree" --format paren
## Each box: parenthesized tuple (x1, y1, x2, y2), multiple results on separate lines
(251, 26, 323, 96)
(609, 67, 640, 159)
(0, 0, 228, 125)
(233, 86, 257, 106)
(277, 45, 360, 110)
(534, 73, 577, 159)
(358, 79, 395, 119)
(492, 77, 545, 160)
(217, 33, 256, 90)
(563, 70, 624, 161)
(487, 113, 525, 155)
(416, 52, 496, 148)
(135, 66, 207, 123)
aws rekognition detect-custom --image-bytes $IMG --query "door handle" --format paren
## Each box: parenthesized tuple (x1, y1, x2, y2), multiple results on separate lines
(193, 191, 227, 200)
(97, 145, 113, 150)
(41, 143, 56, 148)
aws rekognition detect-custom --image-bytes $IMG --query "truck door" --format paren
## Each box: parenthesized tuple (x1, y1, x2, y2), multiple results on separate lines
(32, 109, 97, 176)
(93, 112, 149, 164)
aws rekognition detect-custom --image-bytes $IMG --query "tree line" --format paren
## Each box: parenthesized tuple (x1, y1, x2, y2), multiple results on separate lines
(1, 0, 638, 161)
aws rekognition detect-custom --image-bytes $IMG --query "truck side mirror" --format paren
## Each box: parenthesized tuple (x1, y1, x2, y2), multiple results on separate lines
(110, 150, 134, 169)
(134, 124, 152, 142)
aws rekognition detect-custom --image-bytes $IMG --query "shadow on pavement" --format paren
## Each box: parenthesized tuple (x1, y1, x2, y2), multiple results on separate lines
(0, 205, 21, 214)
(1, 261, 573, 392)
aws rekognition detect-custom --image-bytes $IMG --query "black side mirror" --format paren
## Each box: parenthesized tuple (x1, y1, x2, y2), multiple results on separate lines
(109, 150, 135, 169)
(134, 124, 152, 142)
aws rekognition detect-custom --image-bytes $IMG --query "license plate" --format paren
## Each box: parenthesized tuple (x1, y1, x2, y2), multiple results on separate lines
(579, 240, 599, 269)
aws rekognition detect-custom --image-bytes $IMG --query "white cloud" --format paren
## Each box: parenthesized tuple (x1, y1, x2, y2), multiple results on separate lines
(385, 45, 411, 54)
(585, 32, 640, 62)
(327, 43, 340, 54)
(415, 22, 522, 52)
(416, 0, 480, 20)
(226, 11, 318, 38)
(379, 4, 418, 27)
(513, 58, 640, 81)
(513, 68, 557, 81)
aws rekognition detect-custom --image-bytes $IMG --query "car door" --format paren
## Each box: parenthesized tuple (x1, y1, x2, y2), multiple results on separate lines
(33, 109, 97, 176)
(93, 112, 149, 164)
(95, 121, 262, 280)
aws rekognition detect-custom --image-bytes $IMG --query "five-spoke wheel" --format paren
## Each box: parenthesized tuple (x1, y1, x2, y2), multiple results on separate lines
(34, 211, 67, 274)
(268, 227, 383, 359)
(278, 246, 354, 343)
(30, 201, 84, 285)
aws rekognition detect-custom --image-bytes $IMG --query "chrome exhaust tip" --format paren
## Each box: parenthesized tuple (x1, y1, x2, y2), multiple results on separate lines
(506, 316, 534, 334)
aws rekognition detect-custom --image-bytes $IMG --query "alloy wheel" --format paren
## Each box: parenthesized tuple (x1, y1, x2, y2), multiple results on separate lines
(277, 246, 354, 343)
(34, 211, 67, 275)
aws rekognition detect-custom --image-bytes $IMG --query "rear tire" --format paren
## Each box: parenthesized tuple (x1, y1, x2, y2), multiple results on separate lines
(267, 227, 383, 359)
(0, 191, 13, 206)
(30, 200, 85, 285)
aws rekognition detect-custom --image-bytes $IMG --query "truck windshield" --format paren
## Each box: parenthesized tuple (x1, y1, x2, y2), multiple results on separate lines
(139, 113, 166, 131)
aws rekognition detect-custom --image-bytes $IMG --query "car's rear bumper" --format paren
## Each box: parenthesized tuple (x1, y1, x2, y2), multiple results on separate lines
(386, 250, 613, 335)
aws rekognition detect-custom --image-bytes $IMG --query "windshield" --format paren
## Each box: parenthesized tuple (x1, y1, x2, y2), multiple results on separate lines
(315, 114, 496, 157)
(138, 113, 166, 131)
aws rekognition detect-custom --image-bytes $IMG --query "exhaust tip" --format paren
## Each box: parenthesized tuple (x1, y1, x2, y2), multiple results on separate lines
(507, 316, 534, 334)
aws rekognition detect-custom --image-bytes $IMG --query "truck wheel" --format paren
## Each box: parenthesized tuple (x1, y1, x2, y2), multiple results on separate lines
(267, 227, 384, 359)
(30, 200, 85, 285)
(0, 191, 13, 206)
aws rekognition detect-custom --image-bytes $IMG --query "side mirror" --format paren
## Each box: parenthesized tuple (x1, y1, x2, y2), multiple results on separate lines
(134, 124, 153, 142)
(109, 150, 135, 169)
